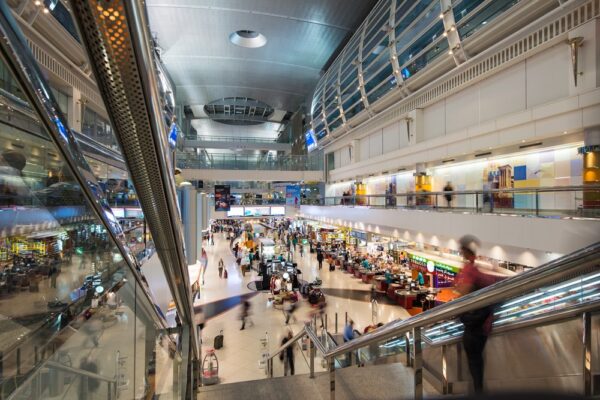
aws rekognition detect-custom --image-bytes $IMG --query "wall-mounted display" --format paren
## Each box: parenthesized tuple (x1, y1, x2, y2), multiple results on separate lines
(270, 206, 285, 216)
(214, 185, 231, 211)
(124, 208, 144, 219)
(244, 207, 270, 217)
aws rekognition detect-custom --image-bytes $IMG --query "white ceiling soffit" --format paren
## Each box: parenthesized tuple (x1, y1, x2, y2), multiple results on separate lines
(190, 119, 282, 139)
(268, 109, 287, 123)
(190, 104, 208, 118)
(146, 0, 378, 112)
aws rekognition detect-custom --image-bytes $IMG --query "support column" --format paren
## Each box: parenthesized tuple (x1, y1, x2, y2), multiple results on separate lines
(580, 127, 600, 211)
(68, 87, 82, 132)
(180, 184, 198, 265)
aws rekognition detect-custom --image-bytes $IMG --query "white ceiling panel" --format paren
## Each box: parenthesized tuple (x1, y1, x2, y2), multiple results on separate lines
(147, 0, 378, 112)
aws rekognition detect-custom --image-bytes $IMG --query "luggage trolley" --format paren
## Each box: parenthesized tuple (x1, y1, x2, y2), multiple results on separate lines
(202, 349, 219, 385)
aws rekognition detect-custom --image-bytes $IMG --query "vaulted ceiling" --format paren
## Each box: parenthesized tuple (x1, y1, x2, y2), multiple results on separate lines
(146, 0, 378, 135)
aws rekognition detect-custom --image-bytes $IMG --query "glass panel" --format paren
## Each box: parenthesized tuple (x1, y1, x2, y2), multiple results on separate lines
(394, 0, 435, 39)
(344, 100, 365, 120)
(400, 37, 448, 80)
(458, 0, 520, 39)
(397, 20, 444, 67)
(365, 64, 394, 94)
(363, 37, 390, 70)
(363, 8, 391, 60)
(340, 68, 358, 94)
(396, 2, 441, 54)
(453, 0, 486, 24)
(363, 48, 391, 82)
(341, 88, 361, 111)
(0, 54, 179, 399)
(328, 117, 344, 132)
(367, 76, 397, 104)
(326, 109, 341, 125)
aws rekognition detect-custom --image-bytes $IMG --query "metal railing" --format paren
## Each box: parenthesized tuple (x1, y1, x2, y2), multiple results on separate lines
(314, 185, 600, 218)
(177, 152, 323, 171)
(266, 242, 600, 398)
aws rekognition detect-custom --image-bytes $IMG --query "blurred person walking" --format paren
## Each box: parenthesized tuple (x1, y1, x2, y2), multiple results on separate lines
(455, 235, 497, 394)
(218, 257, 225, 278)
(280, 330, 295, 376)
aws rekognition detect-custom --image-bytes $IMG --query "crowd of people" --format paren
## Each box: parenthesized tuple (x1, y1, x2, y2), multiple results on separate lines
(195, 219, 497, 394)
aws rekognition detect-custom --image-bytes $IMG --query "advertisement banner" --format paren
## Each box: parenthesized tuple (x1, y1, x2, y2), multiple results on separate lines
(285, 185, 301, 208)
(214, 185, 231, 211)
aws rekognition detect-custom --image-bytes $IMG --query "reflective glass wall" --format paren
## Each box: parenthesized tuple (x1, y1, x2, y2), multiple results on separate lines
(0, 54, 181, 399)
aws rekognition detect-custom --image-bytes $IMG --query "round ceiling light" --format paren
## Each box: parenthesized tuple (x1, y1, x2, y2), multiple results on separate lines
(229, 30, 267, 48)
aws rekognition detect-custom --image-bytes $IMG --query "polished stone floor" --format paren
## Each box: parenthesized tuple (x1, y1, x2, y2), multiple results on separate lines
(193, 231, 411, 385)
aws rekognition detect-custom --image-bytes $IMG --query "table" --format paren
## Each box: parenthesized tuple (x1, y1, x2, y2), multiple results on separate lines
(374, 276, 388, 292)
(361, 272, 375, 284)
(387, 283, 402, 301)
(395, 290, 417, 309)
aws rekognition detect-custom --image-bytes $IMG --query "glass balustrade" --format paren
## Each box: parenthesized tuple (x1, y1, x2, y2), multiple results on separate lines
(0, 55, 182, 399)
(317, 186, 600, 218)
(176, 152, 323, 171)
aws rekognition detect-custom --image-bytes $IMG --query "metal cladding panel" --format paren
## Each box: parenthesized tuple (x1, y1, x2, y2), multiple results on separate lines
(69, 1, 195, 330)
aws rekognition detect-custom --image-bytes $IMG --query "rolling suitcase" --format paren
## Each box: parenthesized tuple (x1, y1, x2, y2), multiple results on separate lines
(214, 330, 224, 349)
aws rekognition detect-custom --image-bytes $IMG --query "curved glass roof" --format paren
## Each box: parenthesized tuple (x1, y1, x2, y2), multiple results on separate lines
(311, 0, 522, 141)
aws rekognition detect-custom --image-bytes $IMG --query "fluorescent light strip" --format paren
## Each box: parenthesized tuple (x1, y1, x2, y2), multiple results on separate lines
(502, 292, 545, 308)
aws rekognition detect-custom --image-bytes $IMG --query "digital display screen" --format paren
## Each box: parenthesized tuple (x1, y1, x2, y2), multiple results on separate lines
(270, 206, 285, 216)
(244, 207, 270, 217)
(125, 208, 144, 219)
(226, 207, 244, 217)
(305, 129, 317, 152)
(111, 208, 125, 218)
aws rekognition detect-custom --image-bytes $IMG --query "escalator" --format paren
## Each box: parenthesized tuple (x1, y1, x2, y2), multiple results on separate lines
(0, 2, 196, 399)
(253, 242, 600, 399)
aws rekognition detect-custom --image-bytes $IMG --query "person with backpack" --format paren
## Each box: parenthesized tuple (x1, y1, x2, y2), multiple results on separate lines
(316, 251, 324, 270)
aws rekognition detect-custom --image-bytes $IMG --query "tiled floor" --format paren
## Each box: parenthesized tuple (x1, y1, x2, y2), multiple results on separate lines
(194, 230, 411, 385)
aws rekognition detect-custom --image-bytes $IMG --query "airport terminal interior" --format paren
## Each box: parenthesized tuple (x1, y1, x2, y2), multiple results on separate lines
(0, 0, 598, 399)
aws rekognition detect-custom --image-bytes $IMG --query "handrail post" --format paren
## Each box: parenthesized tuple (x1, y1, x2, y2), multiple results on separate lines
(442, 344, 449, 394)
(329, 357, 336, 400)
(310, 340, 315, 379)
(583, 312, 592, 397)
(413, 327, 423, 400)
(535, 190, 540, 216)
(475, 192, 479, 212)
(405, 332, 411, 367)
(335, 312, 338, 334)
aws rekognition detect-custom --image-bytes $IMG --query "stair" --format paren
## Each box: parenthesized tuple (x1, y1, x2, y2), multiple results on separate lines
(198, 362, 440, 399)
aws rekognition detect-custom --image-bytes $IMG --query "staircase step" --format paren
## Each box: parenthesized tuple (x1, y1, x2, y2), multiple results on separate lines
(199, 362, 440, 399)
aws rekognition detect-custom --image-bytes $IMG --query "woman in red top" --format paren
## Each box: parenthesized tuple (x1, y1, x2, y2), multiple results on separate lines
(455, 235, 497, 394)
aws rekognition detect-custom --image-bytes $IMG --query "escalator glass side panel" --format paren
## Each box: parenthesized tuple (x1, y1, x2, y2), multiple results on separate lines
(0, 54, 180, 399)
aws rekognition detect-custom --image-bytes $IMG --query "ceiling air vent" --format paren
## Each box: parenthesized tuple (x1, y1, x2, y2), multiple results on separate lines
(475, 151, 492, 157)
(519, 142, 543, 149)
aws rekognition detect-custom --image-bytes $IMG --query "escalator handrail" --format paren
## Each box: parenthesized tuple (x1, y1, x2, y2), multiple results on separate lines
(422, 298, 600, 347)
(316, 241, 600, 359)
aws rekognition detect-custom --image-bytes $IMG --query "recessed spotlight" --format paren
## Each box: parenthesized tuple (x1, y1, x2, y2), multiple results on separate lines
(521, 140, 526, 143)
(229, 30, 267, 48)
(563, 131, 568, 134)
(34, 0, 41, 5)
(43, 8, 49, 14)
(448, 50, 453, 55)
